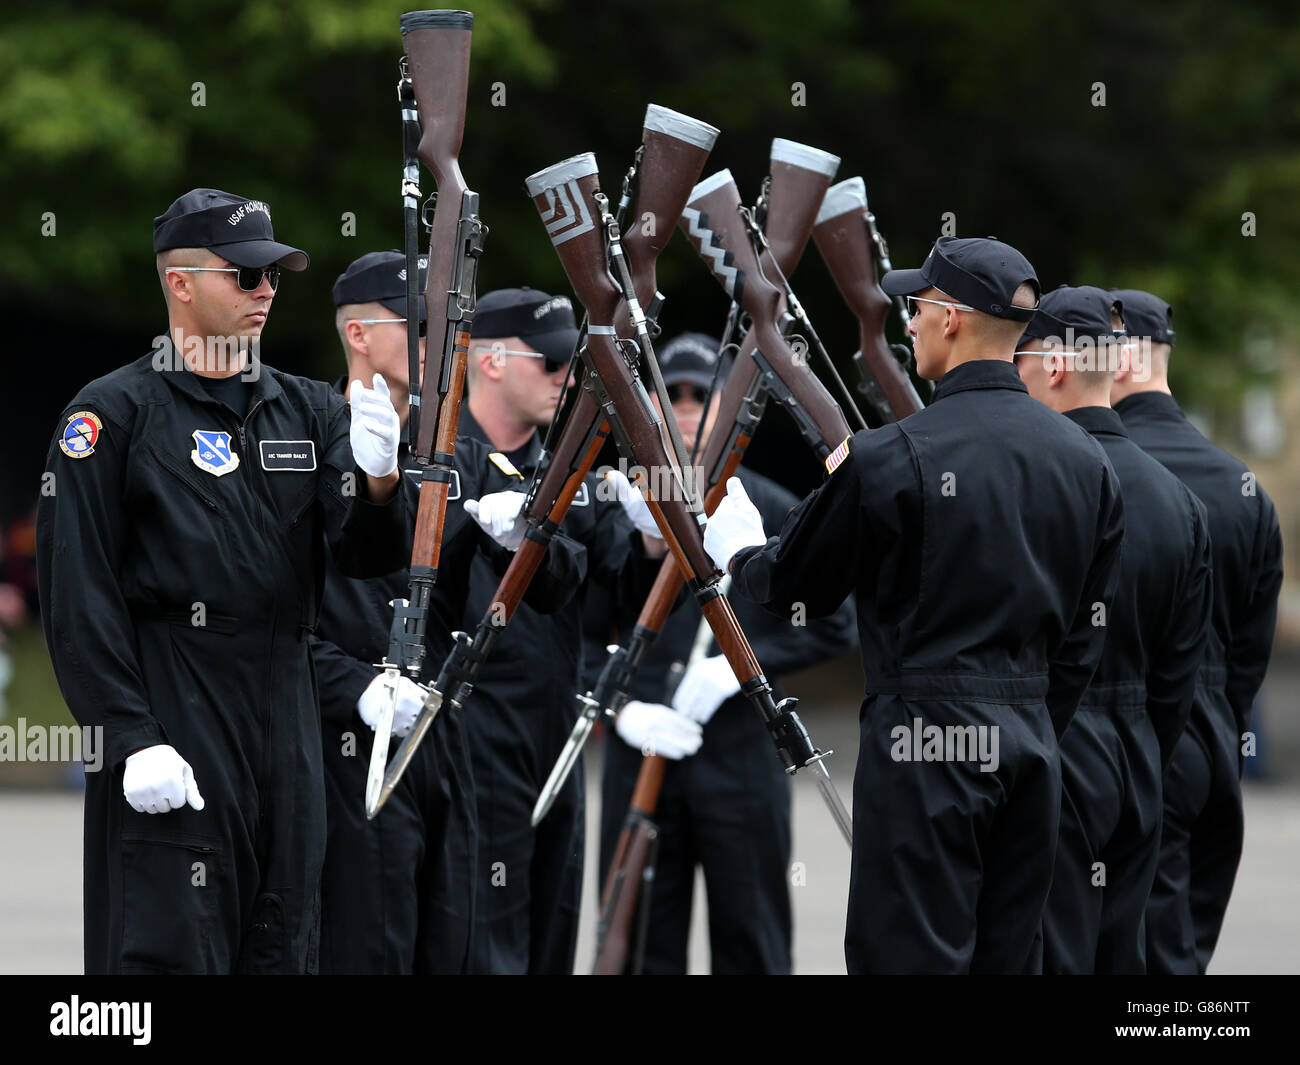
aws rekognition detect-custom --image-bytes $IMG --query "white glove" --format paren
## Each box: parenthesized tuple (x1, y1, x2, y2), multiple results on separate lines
(357, 672, 425, 738)
(614, 700, 703, 760)
(464, 491, 527, 551)
(122, 744, 205, 814)
(703, 477, 767, 573)
(605, 469, 663, 540)
(348, 373, 401, 478)
(672, 654, 740, 726)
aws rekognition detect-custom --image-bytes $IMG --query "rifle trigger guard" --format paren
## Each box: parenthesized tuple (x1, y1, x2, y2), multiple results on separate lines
(421, 192, 438, 229)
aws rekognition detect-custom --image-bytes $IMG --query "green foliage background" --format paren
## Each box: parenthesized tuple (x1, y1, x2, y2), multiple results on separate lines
(1, 0, 1296, 514)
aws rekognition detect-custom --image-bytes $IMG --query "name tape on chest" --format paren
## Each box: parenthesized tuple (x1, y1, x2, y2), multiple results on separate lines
(259, 439, 317, 472)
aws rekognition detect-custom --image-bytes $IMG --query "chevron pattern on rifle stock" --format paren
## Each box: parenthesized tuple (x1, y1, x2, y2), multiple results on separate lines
(679, 206, 743, 301)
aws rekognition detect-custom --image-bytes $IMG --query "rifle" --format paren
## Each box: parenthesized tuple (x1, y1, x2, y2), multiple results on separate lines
(366, 9, 486, 819)
(376, 107, 723, 808)
(813, 177, 924, 423)
(536, 143, 859, 830)
(590, 151, 862, 974)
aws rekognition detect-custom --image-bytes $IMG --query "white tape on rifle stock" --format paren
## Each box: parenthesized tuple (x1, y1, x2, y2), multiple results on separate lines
(525, 152, 599, 198)
(687, 168, 735, 205)
(643, 104, 720, 150)
(816, 176, 868, 225)
(771, 138, 840, 177)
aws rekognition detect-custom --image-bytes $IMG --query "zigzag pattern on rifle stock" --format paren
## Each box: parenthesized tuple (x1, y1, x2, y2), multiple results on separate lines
(680, 207, 743, 302)
(540, 180, 595, 246)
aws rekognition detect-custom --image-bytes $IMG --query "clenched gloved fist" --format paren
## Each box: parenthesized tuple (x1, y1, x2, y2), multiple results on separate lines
(703, 477, 767, 573)
(614, 700, 703, 760)
(122, 744, 205, 814)
(357, 673, 425, 739)
(464, 491, 528, 552)
(604, 469, 663, 540)
(672, 654, 740, 726)
(348, 373, 401, 478)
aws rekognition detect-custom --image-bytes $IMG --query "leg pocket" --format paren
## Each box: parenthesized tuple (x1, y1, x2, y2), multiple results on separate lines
(237, 892, 288, 974)
(120, 834, 224, 974)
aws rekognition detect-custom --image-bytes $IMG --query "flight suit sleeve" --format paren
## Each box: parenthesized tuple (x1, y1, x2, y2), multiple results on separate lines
(1046, 460, 1126, 738)
(1146, 491, 1213, 769)
(309, 634, 375, 727)
(730, 444, 867, 620)
(319, 391, 411, 579)
(738, 472, 859, 676)
(1224, 489, 1283, 740)
(36, 401, 168, 770)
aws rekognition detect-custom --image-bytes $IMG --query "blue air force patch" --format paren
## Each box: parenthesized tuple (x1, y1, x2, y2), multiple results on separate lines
(59, 411, 103, 459)
(190, 430, 240, 477)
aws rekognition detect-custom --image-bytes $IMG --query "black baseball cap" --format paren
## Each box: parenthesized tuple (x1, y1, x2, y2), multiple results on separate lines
(474, 287, 578, 362)
(333, 250, 426, 321)
(1020, 285, 1125, 347)
(657, 332, 731, 390)
(153, 188, 309, 270)
(882, 235, 1039, 321)
(1109, 289, 1175, 346)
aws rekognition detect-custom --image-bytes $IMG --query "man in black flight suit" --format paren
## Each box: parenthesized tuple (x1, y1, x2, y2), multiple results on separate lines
(1111, 288, 1284, 974)
(704, 236, 1126, 974)
(37, 189, 409, 974)
(592, 332, 857, 974)
(312, 253, 585, 973)
(458, 287, 677, 974)
(1015, 285, 1212, 972)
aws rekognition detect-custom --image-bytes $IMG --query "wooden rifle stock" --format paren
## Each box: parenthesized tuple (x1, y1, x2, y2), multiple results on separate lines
(813, 177, 923, 421)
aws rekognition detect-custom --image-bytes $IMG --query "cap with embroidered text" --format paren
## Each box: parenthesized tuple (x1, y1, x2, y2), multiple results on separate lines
(882, 235, 1039, 321)
(333, 250, 427, 321)
(473, 287, 579, 363)
(153, 188, 309, 270)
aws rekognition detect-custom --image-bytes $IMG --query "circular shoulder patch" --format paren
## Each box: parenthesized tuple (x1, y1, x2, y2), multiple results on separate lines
(59, 411, 103, 459)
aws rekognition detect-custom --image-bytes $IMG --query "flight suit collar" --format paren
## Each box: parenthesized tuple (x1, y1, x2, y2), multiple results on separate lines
(458, 407, 543, 472)
(1113, 391, 1182, 420)
(929, 358, 1027, 403)
(157, 336, 284, 411)
(1062, 405, 1129, 438)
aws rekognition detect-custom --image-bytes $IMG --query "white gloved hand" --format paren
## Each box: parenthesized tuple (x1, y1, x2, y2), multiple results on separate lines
(703, 477, 767, 573)
(357, 673, 425, 738)
(614, 700, 703, 760)
(604, 469, 663, 540)
(122, 744, 205, 814)
(348, 373, 401, 478)
(464, 491, 528, 551)
(672, 654, 740, 726)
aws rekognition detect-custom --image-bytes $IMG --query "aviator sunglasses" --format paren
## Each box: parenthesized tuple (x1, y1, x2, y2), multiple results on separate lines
(167, 264, 282, 292)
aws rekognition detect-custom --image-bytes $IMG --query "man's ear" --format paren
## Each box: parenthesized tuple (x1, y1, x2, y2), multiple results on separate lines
(345, 318, 368, 357)
(942, 306, 962, 340)
(477, 343, 506, 381)
(1112, 342, 1133, 385)
(165, 268, 194, 305)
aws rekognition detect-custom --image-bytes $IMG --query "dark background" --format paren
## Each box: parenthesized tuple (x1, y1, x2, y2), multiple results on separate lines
(2, 0, 1297, 517)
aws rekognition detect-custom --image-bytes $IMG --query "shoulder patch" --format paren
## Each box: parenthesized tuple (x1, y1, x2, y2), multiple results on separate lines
(59, 411, 103, 459)
(824, 436, 851, 475)
(488, 452, 524, 479)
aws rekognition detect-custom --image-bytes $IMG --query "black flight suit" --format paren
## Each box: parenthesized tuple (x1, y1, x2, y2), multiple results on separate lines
(729, 359, 1125, 974)
(457, 409, 663, 974)
(37, 352, 410, 974)
(1115, 391, 1284, 973)
(593, 465, 857, 974)
(311, 389, 585, 974)
(1042, 406, 1212, 973)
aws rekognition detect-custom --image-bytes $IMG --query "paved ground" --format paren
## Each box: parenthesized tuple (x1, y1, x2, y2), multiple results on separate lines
(2, 686, 1296, 974)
